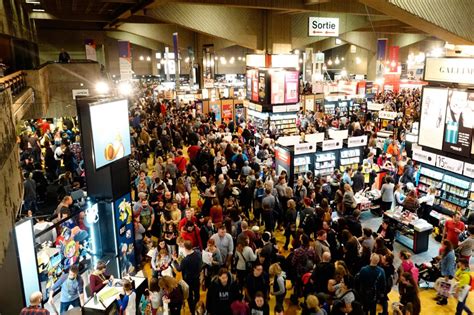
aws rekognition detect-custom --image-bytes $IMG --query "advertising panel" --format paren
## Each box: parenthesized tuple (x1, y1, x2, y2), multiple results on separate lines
(209, 102, 221, 123)
(251, 70, 259, 102)
(271, 71, 285, 105)
(114, 194, 136, 277)
(258, 71, 268, 104)
(89, 99, 132, 169)
(436, 155, 464, 175)
(424, 58, 474, 85)
(442, 89, 473, 157)
(246, 70, 252, 100)
(418, 87, 449, 151)
(221, 101, 233, 123)
(285, 71, 299, 104)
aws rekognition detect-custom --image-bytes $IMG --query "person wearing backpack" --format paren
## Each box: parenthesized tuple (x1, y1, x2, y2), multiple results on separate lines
(398, 250, 419, 285)
(329, 275, 360, 315)
(299, 199, 316, 237)
(379, 253, 395, 315)
(292, 234, 316, 302)
(357, 253, 386, 315)
(206, 268, 239, 315)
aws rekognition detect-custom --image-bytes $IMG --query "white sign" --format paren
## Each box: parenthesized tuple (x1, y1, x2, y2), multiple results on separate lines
(367, 102, 384, 111)
(271, 54, 299, 68)
(328, 129, 348, 140)
(412, 148, 437, 166)
(348, 135, 368, 148)
(463, 162, 474, 179)
(436, 155, 464, 175)
(424, 57, 474, 85)
(322, 139, 343, 151)
(277, 136, 301, 146)
(305, 97, 315, 111)
(379, 110, 398, 120)
(286, 103, 300, 112)
(305, 133, 325, 144)
(245, 54, 266, 68)
(273, 105, 287, 113)
(72, 89, 89, 100)
(295, 142, 317, 155)
(314, 52, 325, 64)
(308, 17, 339, 37)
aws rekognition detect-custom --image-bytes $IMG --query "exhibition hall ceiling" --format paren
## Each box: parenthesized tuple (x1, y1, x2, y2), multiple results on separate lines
(25, 0, 473, 45)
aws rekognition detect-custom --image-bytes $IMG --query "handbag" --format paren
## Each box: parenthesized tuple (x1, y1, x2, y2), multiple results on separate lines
(238, 250, 253, 271)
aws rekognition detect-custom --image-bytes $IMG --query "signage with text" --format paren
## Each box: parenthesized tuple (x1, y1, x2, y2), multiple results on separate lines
(72, 89, 89, 100)
(348, 135, 368, 148)
(305, 133, 325, 144)
(295, 143, 316, 155)
(464, 162, 474, 179)
(412, 148, 437, 166)
(322, 139, 343, 151)
(424, 57, 474, 85)
(367, 102, 384, 111)
(284, 71, 299, 103)
(275, 147, 291, 166)
(328, 129, 348, 140)
(436, 155, 464, 175)
(308, 17, 339, 37)
(378, 110, 398, 120)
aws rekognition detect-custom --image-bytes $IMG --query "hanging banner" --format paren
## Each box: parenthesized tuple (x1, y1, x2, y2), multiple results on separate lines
(221, 101, 233, 124)
(376, 39, 388, 79)
(308, 17, 339, 37)
(388, 46, 399, 73)
(271, 71, 285, 104)
(209, 102, 221, 123)
(442, 89, 473, 157)
(84, 39, 97, 61)
(118, 41, 132, 81)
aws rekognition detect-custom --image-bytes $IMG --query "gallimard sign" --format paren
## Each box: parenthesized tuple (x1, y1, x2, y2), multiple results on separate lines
(424, 57, 474, 85)
(308, 17, 339, 37)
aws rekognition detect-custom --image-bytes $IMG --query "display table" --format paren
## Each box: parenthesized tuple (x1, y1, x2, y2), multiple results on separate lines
(384, 209, 433, 253)
(83, 275, 147, 315)
(355, 189, 381, 212)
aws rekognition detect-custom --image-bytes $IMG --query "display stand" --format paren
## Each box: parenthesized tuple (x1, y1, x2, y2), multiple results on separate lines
(384, 210, 433, 253)
(275, 143, 316, 185)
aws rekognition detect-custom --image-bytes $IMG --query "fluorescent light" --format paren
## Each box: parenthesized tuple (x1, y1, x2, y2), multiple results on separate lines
(294, 49, 300, 55)
(95, 81, 109, 94)
(335, 38, 342, 45)
(26, 0, 41, 4)
(139, 55, 144, 61)
(146, 56, 151, 62)
(32, 8, 45, 12)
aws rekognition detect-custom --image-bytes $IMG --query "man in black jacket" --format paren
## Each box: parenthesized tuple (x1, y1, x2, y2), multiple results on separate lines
(206, 268, 239, 314)
(352, 166, 365, 193)
(173, 240, 202, 314)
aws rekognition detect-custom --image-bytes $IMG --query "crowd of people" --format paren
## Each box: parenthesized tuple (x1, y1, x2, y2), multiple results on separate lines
(18, 81, 473, 315)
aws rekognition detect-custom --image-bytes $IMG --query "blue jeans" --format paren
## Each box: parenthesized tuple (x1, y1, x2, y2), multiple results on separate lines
(456, 294, 472, 315)
(60, 298, 80, 314)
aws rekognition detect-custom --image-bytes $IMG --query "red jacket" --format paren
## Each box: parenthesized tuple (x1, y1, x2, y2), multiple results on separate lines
(181, 226, 203, 249)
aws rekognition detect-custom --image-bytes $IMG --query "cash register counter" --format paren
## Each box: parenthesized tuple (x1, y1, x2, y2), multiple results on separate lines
(383, 209, 433, 254)
(83, 271, 147, 315)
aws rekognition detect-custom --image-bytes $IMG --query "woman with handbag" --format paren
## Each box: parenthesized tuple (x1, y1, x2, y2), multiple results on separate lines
(234, 237, 257, 288)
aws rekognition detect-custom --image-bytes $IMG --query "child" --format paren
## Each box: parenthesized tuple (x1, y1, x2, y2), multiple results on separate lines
(117, 280, 136, 315)
(139, 290, 152, 315)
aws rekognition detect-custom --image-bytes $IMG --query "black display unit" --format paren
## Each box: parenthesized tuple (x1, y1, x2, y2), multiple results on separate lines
(275, 144, 315, 185)
(76, 96, 131, 200)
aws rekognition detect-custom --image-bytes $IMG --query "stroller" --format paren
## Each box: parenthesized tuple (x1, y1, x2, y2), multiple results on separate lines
(416, 258, 441, 288)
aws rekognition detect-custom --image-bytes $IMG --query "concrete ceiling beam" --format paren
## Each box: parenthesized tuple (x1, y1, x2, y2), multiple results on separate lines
(359, 0, 474, 45)
(106, 31, 164, 50)
(117, 23, 196, 49)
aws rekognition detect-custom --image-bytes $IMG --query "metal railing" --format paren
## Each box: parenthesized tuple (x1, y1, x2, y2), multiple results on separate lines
(0, 71, 27, 96)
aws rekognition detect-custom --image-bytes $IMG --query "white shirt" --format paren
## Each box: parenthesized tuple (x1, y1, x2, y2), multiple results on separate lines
(418, 193, 435, 206)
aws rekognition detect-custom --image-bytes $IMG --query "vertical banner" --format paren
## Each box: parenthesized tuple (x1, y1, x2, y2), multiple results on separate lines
(114, 193, 136, 277)
(209, 102, 221, 123)
(84, 39, 97, 61)
(376, 38, 388, 79)
(173, 33, 180, 107)
(118, 41, 132, 81)
(388, 46, 399, 73)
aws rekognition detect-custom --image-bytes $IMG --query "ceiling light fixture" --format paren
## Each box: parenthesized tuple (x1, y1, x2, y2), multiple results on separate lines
(146, 56, 151, 62)
(334, 56, 340, 65)
(327, 59, 333, 66)
(139, 56, 144, 61)
(32, 8, 45, 12)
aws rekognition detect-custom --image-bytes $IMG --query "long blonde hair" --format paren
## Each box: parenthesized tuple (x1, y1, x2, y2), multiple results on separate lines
(158, 276, 178, 292)
(269, 263, 282, 277)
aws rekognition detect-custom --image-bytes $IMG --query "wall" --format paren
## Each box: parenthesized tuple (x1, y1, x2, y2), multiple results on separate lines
(214, 45, 248, 74)
(25, 62, 103, 118)
(0, 89, 24, 268)
(323, 44, 370, 76)
(0, 0, 36, 42)
(0, 231, 24, 314)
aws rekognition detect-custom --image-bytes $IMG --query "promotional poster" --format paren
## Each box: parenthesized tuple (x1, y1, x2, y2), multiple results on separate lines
(418, 87, 448, 151)
(89, 99, 131, 169)
(251, 71, 259, 102)
(442, 89, 472, 157)
(258, 71, 268, 104)
(284, 71, 299, 103)
(210, 102, 221, 123)
(221, 101, 233, 123)
(271, 72, 285, 105)
(114, 194, 136, 277)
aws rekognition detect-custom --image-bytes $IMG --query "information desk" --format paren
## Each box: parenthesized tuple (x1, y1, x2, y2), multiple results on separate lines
(83, 275, 147, 315)
(383, 210, 433, 254)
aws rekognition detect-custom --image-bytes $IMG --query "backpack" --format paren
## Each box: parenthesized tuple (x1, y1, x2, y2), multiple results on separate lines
(178, 279, 189, 300)
(256, 188, 265, 200)
(410, 265, 419, 283)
